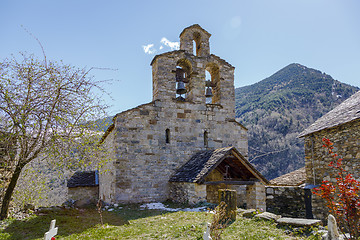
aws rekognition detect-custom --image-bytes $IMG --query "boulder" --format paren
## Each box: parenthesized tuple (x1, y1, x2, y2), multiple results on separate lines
(242, 209, 257, 218)
(254, 212, 281, 221)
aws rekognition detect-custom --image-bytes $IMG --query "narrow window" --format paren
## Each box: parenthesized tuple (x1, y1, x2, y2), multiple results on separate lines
(193, 40, 197, 56)
(166, 129, 170, 144)
(204, 131, 208, 147)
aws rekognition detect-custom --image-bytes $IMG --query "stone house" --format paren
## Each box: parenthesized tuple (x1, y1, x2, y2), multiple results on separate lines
(298, 90, 360, 219)
(99, 24, 268, 209)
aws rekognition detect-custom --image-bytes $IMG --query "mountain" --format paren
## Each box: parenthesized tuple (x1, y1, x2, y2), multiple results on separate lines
(235, 63, 359, 179)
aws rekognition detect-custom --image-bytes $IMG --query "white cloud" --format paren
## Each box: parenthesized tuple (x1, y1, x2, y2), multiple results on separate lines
(142, 44, 156, 54)
(142, 38, 179, 55)
(160, 37, 180, 50)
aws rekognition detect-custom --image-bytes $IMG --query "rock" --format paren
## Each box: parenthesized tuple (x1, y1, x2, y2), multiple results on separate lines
(242, 209, 257, 218)
(276, 217, 322, 227)
(74, 199, 96, 208)
(23, 204, 35, 211)
(254, 212, 281, 221)
(322, 214, 344, 240)
(236, 208, 246, 213)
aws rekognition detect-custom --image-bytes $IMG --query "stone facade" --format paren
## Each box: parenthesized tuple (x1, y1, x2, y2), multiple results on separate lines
(99, 25, 249, 204)
(266, 186, 306, 218)
(304, 119, 360, 186)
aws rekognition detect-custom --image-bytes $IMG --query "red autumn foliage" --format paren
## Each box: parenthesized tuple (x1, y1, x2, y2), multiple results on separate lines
(313, 138, 360, 239)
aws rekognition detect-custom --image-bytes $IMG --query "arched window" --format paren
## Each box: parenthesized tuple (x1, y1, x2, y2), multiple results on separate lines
(165, 129, 170, 144)
(204, 131, 208, 147)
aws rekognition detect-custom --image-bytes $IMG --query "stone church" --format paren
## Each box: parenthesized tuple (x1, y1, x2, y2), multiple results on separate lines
(98, 24, 268, 209)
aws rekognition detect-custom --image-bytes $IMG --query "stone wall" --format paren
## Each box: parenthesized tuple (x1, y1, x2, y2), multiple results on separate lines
(99, 129, 116, 203)
(168, 182, 206, 204)
(246, 182, 266, 210)
(266, 186, 306, 218)
(68, 186, 99, 206)
(304, 119, 360, 220)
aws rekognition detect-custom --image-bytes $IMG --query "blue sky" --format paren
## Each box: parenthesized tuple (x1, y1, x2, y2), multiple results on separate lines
(1, 0, 359, 115)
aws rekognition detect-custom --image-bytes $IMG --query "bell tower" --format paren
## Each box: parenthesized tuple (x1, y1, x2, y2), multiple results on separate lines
(150, 24, 235, 117)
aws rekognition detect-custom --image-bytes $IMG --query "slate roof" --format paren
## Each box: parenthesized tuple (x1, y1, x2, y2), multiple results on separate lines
(169, 147, 268, 184)
(299, 90, 360, 137)
(269, 167, 306, 186)
(67, 171, 99, 188)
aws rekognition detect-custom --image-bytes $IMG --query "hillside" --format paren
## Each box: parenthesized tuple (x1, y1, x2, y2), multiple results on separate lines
(235, 63, 359, 179)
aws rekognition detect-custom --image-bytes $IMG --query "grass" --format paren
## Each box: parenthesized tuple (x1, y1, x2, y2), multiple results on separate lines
(0, 204, 319, 240)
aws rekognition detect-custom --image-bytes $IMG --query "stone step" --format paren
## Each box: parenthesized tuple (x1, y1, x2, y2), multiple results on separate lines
(276, 217, 322, 227)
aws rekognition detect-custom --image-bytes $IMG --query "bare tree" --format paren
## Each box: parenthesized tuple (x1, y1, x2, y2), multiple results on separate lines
(0, 53, 110, 219)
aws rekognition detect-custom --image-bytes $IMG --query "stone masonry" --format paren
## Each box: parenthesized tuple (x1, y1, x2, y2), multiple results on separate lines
(303, 119, 360, 219)
(266, 186, 306, 218)
(99, 25, 248, 204)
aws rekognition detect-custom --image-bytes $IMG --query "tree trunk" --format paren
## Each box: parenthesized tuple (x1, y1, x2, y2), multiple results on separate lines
(0, 163, 23, 220)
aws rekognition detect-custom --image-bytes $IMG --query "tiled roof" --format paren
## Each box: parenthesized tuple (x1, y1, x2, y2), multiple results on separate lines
(299, 90, 360, 137)
(169, 147, 268, 184)
(269, 167, 306, 186)
(67, 171, 99, 188)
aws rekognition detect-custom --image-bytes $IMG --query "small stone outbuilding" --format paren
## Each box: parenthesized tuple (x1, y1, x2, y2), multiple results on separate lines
(266, 167, 308, 218)
(299, 90, 360, 219)
(169, 147, 268, 209)
(67, 171, 99, 207)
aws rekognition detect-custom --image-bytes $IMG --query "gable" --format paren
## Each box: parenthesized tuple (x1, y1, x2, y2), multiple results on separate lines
(169, 147, 268, 184)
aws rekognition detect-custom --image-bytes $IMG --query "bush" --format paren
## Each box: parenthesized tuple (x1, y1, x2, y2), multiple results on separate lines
(313, 138, 360, 239)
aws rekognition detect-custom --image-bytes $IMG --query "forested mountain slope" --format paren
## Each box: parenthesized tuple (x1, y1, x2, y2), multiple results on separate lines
(235, 63, 359, 179)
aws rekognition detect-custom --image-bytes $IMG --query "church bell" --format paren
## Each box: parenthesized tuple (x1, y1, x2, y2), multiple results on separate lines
(176, 81, 187, 95)
(205, 86, 213, 98)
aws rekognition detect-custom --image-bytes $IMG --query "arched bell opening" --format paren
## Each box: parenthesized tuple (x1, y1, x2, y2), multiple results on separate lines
(205, 71, 213, 104)
(205, 63, 220, 104)
(175, 59, 192, 101)
(193, 32, 201, 56)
